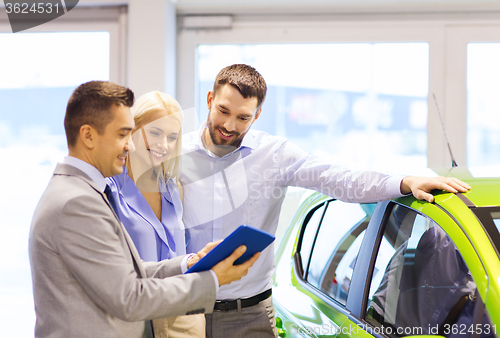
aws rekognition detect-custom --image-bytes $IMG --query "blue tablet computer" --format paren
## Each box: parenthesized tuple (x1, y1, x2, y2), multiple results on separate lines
(185, 225, 275, 274)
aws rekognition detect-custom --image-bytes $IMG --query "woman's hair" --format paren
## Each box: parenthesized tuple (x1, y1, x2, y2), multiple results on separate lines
(130, 91, 183, 181)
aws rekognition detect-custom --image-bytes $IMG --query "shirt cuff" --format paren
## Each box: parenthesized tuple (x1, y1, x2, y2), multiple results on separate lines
(181, 254, 219, 293)
(181, 253, 196, 273)
(389, 175, 409, 197)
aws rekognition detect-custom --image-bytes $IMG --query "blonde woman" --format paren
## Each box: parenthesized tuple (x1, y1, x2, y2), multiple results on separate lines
(106, 91, 205, 337)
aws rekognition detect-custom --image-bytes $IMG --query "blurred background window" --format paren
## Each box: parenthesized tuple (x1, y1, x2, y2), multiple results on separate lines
(0, 31, 110, 338)
(197, 43, 429, 173)
(467, 43, 500, 167)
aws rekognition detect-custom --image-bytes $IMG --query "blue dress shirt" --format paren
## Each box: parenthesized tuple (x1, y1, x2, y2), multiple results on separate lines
(63, 156, 107, 192)
(106, 168, 186, 262)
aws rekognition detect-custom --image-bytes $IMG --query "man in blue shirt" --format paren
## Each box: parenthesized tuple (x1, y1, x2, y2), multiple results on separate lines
(179, 64, 471, 338)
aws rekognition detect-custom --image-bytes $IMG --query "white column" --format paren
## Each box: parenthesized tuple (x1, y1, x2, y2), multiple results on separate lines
(127, 0, 176, 98)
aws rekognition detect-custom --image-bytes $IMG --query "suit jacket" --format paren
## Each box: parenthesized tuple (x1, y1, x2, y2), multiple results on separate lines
(29, 163, 216, 338)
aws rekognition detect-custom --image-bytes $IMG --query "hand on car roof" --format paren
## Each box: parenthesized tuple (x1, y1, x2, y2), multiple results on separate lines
(400, 176, 471, 203)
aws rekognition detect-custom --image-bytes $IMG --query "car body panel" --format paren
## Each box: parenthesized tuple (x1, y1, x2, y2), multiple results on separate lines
(434, 191, 500, 324)
(460, 180, 500, 208)
(274, 169, 500, 338)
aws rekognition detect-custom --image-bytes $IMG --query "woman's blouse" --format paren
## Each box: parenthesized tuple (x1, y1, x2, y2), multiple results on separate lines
(106, 168, 186, 262)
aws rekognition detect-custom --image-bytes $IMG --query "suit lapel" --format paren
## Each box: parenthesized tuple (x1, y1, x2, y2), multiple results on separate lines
(54, 163, 148, 278)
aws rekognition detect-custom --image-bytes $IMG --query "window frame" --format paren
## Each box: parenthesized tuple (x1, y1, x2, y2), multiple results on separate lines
(309, 201, 372, 304)
(295, 199, 374, 308)
(293, 200, 363, 317)
(295, 199, 330, 280)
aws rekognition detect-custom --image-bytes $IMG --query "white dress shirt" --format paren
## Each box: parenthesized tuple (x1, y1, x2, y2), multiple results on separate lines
(180, 121, 404, 300)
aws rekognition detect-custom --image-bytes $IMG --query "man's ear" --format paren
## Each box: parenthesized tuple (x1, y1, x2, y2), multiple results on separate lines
(207, 90, 213, 110)
(252, 108, 262, 124)
(79, 124, 96, 150)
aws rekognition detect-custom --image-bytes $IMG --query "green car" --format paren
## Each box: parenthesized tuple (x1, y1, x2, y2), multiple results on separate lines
(273, 167, 500, 338)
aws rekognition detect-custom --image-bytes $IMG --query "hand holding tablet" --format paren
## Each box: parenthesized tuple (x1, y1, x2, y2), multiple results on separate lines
(186, 225, 275, 274)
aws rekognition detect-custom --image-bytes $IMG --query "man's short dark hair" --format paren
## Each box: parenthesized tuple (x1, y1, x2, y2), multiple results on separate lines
(213, 64, 267, 110)
(64, 81, 134, 147)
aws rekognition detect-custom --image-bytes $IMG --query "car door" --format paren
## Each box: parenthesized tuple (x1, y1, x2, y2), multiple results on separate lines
(274, 197, 376, 337)
(342, 201, 496, 338)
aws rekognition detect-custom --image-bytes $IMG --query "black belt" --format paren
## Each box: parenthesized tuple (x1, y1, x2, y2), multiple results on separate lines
(213, 289, 272, 311)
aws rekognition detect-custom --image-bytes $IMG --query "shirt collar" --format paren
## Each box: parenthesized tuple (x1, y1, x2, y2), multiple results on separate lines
(63, 156, 107, 192)
(191, 120, 256, 155)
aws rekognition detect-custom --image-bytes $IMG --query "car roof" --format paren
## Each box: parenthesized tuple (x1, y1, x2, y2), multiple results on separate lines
(431, 166, 500, 207)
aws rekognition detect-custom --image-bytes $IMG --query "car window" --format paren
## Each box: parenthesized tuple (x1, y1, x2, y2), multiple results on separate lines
(365, 204, 493, 338)
(298, 202, 326, 278)
(306, 200, 372, 305)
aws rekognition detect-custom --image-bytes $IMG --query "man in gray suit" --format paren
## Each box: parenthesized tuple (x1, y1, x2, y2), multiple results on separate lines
(29, 81, 259, 338)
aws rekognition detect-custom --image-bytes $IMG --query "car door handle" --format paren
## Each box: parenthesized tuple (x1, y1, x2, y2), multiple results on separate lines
(276, 316, 287, 337)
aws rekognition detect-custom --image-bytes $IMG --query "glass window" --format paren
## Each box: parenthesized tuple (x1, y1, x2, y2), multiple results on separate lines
(365, 204, 480, 337)
(307, 201, 373, 305)
(0, 32, 110, 338)
(467, 43, 500, 167)
(197, 43, 429, 172)
(298, 202, 326, 277)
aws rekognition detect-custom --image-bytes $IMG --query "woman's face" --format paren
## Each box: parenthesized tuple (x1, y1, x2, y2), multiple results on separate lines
(131, 109, 181, 168)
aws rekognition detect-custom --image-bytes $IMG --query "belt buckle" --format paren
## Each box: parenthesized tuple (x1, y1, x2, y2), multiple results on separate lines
(215, 300, 231, 311)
